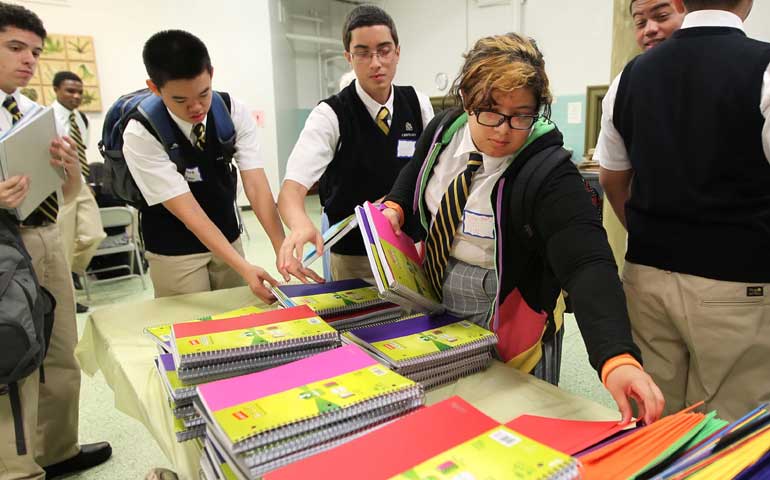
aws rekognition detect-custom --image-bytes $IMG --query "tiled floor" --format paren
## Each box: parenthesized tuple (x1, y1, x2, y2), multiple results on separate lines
(68, 197, 612, 479)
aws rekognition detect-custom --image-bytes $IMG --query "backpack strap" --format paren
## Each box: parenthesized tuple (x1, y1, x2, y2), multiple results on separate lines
(9, 381, 26, 455)
(78, 110, 89, 129)
(511, 145, 571, 250)
(137, 95, 184, 171)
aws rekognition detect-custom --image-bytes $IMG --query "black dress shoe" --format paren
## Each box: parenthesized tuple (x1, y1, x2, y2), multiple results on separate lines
(44, 442, 112, 478)
(76, 303, 89, 314)
(71, 272, 83, 290)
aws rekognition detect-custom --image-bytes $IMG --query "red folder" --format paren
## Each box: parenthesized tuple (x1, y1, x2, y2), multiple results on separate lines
(264, 396, 498, 480)
(505, 415, 628, 455)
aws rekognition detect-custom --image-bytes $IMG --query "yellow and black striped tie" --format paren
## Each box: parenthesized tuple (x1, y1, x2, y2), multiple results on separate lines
(192, 122, 205, 150)
(69, 111, 89, 177)
(424, 152, 483, 297)
(3, 96, 58, 223)
(376, 106, 390, 135)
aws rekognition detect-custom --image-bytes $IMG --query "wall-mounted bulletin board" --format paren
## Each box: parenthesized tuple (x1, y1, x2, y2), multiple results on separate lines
(22, 34, 103, 112)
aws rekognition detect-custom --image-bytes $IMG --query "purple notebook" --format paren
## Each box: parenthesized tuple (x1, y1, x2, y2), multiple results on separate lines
(159, 352, 176, 372)
(348, 313, 462, 343)
(276, 278, 373, 298)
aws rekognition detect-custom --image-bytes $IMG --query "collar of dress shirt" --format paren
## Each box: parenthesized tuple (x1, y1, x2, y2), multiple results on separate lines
(51, 100, 72, 121)
(354, 79, 394, 122)
(681, 9, 744, 31)
(454, 123, 512, 171)
(166, 107, 207, 143)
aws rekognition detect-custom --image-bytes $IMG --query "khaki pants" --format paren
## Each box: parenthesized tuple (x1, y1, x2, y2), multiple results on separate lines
(57, 186, 106, 274)
(146, 238, 247, 298)
(623, 261, 770, 421)
(0, 224, 81, 479)
(330, 253, 375, 285)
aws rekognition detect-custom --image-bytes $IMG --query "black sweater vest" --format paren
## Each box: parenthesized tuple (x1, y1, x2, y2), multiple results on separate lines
(320, 81, 422, 255)
(140, 109, 239, 256)
(614, 27, 770, 282)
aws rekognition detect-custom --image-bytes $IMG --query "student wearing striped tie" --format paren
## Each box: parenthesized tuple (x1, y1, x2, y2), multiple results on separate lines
(278, 5, 434, 283)
(0, 3, 111, 479)
(381, 33, 665, 425)
(52, 70, 107, 314)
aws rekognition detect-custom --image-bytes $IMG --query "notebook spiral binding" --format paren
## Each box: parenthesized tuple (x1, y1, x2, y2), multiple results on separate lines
(179, 332, 340, 368)
(232, 384, 425, 453)
(543, 460, 580, 480)
(390, 335, 497, 373)
(173, 404, 197, 419)
(177, 344, 337, 383)
(413, 355, 493, 391)
(314, 296, 386, 317)
(329, 308, 409, 332)
(177, 424, 205, 442)
(406, 351, 492, 382)
(183, 416, 206, 428)
(242, 396, 424, 468)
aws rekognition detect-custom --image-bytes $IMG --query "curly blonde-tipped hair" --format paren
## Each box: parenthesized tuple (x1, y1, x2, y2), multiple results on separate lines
(449, 32, 552, 118)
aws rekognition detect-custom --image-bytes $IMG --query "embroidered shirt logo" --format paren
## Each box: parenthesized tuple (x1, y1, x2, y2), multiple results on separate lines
(747, 286, 764, 297)
(405, 122, 413, 132)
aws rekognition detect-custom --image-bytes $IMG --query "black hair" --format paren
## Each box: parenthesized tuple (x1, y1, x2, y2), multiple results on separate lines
(342, 5, 398, 52)
(0, 2, 46, 40)
(142, 29, 212, 88)
(53, 70, 82, 88)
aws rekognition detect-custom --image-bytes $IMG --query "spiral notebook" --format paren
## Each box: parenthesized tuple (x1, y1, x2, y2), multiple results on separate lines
(356, 202, 444, 313)
(171, 305, 339, 370)
(144, 305, 268, 352)
(344, 313, 497, 374)
(155, 353, 196, 404)
(272, 278, 401, 318)
(196, 344, 424, 477)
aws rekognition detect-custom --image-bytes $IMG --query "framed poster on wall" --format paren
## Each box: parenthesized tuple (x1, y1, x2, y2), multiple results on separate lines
(583, 84, 609, 158)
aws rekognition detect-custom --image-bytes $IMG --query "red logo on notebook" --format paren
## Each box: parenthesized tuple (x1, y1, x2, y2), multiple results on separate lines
(232, 411, 249, 420)
(188, 339, 200, 346)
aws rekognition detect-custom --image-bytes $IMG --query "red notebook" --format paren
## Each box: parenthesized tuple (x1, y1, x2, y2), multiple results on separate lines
(505, 415, 628, 455)
(172, 304, 319, 337)
(264, 396, 498, 480)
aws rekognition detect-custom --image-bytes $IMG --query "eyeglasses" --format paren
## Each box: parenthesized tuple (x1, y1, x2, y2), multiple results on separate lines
(472, 109, 540, 130)
(350, 45, 395, 64)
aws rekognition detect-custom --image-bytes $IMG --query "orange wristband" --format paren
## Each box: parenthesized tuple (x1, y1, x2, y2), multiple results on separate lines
(383, 201, 405, 227)
(601, 353, 643, 386)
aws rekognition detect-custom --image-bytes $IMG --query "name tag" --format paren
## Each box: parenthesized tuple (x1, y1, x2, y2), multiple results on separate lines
(462, 210, 495, 239)
(397, 139, 416, 158)
(184, 167, 203, 183)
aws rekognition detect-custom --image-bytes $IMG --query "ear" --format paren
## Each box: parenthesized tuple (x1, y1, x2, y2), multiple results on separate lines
(146, 79, 161, 96)
(672, 0, 686, 14)
(344, 51, 353, 69)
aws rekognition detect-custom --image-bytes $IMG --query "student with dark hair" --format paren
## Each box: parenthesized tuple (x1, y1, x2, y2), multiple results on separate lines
(123, 30, 291, 300)
(0, 3, 111, 479)
(278, 5, 433, 283)
(52, 70, 106, 313)
(597, 0, 769, 421)
(381, 33, 665, 425)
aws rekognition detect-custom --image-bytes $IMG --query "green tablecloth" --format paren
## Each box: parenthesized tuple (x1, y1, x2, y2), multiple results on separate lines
(75, 286, 617, 479)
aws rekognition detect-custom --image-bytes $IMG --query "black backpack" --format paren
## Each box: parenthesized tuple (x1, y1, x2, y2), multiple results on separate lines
(97, 89, 236, 209)
(0, 212, 55, 455)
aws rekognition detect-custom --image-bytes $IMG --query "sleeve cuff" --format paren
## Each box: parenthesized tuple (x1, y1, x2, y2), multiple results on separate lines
(601, 353, 643, 386)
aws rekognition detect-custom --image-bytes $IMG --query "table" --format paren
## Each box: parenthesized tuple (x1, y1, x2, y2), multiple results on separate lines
(75, 286, 618, 480)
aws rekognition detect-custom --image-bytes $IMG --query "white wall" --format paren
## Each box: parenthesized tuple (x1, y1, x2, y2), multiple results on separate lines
(20, 0, 281, 193)
(384, 0, 613, 98)
(269, 0, 298, 182)
(745, 1, 770, 42)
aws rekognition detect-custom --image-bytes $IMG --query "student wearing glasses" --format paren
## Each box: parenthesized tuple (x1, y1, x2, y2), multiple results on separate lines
(381, 33, 665, 425)
(278, 5, 433, 283)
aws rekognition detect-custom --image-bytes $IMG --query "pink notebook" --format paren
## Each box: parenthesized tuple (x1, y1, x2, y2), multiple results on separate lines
(196, 344, 373, 412)
(364, 201, 421, 264)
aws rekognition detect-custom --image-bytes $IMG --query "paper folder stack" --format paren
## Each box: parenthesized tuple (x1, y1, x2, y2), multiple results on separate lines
(343, 313, 497, 390)
(195, 344, 424, 478)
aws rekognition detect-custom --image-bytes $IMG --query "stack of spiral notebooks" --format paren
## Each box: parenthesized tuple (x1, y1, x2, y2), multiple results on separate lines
(194, 344, 425, 478)
(271, 278, 404, 331)
(265, 396, 579, 480)
(342, 313, 498, 390)
(169, 305, 340, 384)
(154, 353, 205, 442)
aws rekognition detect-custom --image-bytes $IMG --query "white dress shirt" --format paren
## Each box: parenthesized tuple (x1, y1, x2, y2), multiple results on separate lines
(595, 9, 770, 170)
(283, 80, 435, 189)
(425, 124, 514, 269)
(123, 95, 263, 206)
(51, 100, 88, 142)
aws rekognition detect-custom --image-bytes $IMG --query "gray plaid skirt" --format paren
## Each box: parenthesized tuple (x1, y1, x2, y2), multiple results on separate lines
(442, 257, 563, 385)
